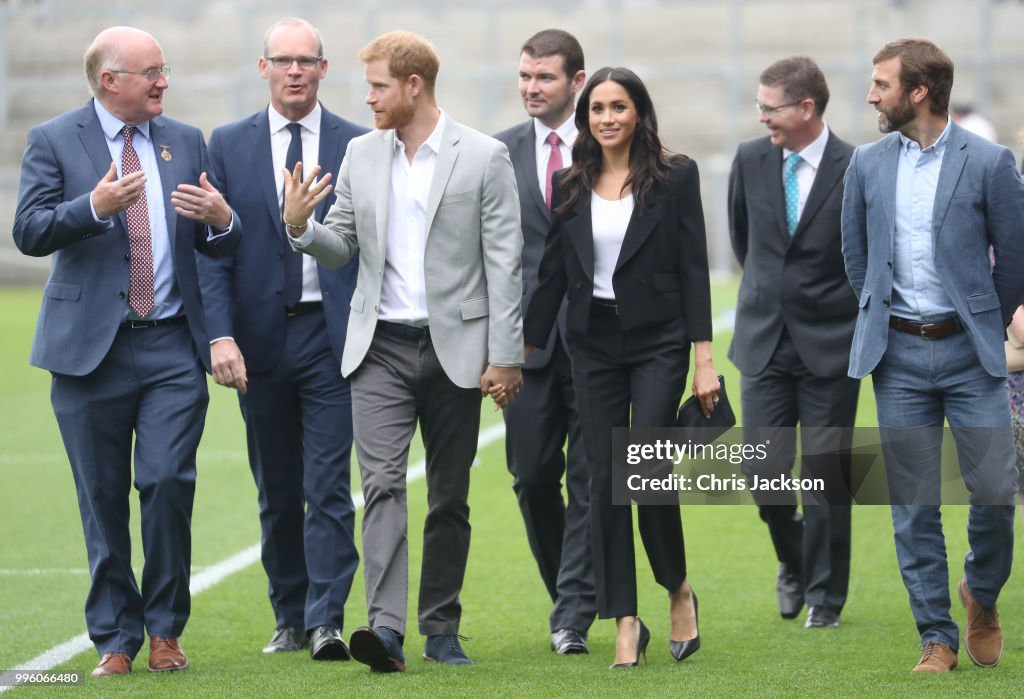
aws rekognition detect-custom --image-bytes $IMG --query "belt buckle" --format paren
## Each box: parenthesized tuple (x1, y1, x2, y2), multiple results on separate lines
(127, 319, 149, 329)
(919, 322, 936, 339)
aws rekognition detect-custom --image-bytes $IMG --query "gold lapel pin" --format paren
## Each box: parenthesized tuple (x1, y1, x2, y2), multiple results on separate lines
(159, 144, 172, 162)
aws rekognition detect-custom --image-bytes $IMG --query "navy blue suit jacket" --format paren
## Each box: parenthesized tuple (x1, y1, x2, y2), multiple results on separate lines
(199, 105, 368, 372)
(13, 100, 241, 376)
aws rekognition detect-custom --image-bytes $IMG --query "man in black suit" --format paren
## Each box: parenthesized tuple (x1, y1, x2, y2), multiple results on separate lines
(493, 29, 596, 654)
(197, 18, 367, 659)
(728, 56, 858, 628)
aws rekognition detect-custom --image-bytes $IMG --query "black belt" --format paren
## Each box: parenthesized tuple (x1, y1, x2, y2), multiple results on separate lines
(286, 302, 323, 317)
(889, 315, 963, 340)
(377, 320, 430, 341)
(591, 298, 620, 316)
(122, 315, 187, 329)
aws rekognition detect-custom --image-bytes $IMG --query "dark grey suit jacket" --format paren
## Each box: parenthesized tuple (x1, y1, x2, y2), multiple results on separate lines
(727, 131, 857, 378)
(494, 120, 568, 369)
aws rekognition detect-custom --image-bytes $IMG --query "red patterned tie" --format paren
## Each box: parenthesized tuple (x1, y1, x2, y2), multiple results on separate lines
(544, 131, 563, 211)
(121, 126, 155, 318)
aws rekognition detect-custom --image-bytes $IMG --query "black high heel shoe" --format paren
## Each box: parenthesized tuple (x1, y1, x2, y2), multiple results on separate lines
(609, 618, 650, 668)
(670, 591, 700, 661)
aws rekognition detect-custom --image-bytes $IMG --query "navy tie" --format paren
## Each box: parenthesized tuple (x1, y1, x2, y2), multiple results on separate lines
(284, 123, 304, 308)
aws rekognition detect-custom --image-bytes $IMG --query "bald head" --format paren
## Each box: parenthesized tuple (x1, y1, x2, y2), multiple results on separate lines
(84, 27, 161, 96)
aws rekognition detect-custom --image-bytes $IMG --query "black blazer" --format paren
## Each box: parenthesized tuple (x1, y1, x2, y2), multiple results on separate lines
(726, 131, 856, 378)
(524, 157, 712, 347)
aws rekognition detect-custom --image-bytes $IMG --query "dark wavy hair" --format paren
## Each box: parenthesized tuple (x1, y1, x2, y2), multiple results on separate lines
(556, 66, 682, 214)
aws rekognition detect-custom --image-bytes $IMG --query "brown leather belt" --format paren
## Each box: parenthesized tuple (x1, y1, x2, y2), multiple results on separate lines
(889, 315, 963, 340)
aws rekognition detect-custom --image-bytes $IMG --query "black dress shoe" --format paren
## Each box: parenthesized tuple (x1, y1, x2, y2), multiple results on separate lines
(310, 625, 350, 660)
(670, 591, 701, 661)
(551, 628, 589, 655)
(350, 626, 405, 673)
(262, 626, 307, 654)
(610, 618, 650, 668)
(424, 634, 473, 665)
(804, 606, 840, 628)
(776, 562, 805, 620)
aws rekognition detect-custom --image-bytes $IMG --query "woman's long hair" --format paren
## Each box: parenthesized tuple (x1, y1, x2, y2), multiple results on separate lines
(556, 66, 683, 214)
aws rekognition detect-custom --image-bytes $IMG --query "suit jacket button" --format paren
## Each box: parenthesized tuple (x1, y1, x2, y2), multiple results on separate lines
(118, 291, 126, 299)
(639, 276, 647, 284)
(276, 252, 284, 260)
(882, 299, 890, 307)
(124, 253, 130, 262)
(887, 261, 893, 268)
(575, 282, 582, 289)
(275, 290, 283, 298)
(373, 304, 380, 313)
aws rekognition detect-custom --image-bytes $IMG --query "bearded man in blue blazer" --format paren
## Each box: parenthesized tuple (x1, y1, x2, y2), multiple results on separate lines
(13, 27, 241, 677)
(842, 37, 1024, 673)
(197, 17, 368, 661)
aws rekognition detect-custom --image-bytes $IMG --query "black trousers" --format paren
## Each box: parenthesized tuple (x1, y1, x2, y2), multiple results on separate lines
(740, 330, 856, 612)
(569, 308, 689, 618)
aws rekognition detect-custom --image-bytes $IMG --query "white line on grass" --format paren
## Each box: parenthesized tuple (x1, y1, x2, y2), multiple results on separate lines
(0, 422, 507, 691)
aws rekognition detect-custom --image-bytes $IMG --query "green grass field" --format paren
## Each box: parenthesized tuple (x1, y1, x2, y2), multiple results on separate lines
(1, 283, 1021, 697)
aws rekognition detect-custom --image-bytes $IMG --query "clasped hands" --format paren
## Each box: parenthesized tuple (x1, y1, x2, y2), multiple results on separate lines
(91, 162, 232, 228)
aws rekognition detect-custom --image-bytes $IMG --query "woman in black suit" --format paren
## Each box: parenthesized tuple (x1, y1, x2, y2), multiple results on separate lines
(522, 67, 720, 667)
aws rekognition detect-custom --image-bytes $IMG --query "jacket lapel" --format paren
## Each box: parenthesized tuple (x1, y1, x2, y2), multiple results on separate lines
(77, 101, 114, 181)
(791, 132, 844, 239)
(931, 124, 968, 240)
(375, 130, 392, 263)
(513, 122, 549, 223)
(425, 118, 460, 237)
(249, 110, 281, 225)
(761, 146, 788, 240)
(566, 195, 594, 281)
(878, 135, 900, 239)
(315, 106, 343, 223)
(614, 196, 660, 271)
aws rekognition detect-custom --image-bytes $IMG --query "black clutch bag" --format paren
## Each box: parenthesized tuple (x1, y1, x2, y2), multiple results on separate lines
(675, 375, 736, 445)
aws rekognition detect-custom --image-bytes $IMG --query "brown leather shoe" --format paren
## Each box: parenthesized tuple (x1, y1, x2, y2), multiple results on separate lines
(912, 641, 957, 673)
(92, 652, 132, 677)
(148, 636, 189, 672)
(958, 577, 1003, 667)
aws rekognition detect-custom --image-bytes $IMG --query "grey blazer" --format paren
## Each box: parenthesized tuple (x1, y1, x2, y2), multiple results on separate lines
(841, 121, 1024, 379)
(293, 115, 524, 388)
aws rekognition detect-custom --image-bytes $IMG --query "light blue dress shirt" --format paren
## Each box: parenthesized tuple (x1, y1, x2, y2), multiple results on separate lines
(91, 99, 181, 320)
(890, 118, 957, 321)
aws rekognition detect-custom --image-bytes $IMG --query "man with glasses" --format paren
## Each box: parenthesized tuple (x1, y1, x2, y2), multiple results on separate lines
(12, 26, 241, 677)
(728, 56, 857, 629)
(197, 17, 367, 661)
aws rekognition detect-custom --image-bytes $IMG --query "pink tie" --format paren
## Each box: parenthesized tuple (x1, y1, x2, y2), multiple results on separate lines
(545, 131, 563, 211)
(121, 126, 155, 318)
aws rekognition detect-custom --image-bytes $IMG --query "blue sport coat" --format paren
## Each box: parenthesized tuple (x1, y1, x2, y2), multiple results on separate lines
(841, 120, 1024, 379)
(13, 99, 242, 376)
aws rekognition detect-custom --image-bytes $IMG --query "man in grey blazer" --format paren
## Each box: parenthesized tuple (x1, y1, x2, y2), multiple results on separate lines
(12, 27, 241, 677)
(842, 37, 1024, 673)
(284, 31, 524, 671)
(493, 28, 596, 655)
(729, 57, 857, 629)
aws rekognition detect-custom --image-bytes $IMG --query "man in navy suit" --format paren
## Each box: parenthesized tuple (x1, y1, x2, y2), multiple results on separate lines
(493, 29, 596, 655)
(842, 37, 1024, 673)
(197, 17, 367, 660)
(12, 26, 241, 677)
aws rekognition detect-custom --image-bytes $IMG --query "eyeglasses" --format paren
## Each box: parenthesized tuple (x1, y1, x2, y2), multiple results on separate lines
(754, 99, 805, 115)
(110, 66, 171, 82)
(265, 55, 323, 70)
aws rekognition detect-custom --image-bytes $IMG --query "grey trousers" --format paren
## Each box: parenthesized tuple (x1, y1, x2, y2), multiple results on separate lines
(350, 323, 482, 637)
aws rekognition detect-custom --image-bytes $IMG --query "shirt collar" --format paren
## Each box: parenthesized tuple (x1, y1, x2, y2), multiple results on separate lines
(393, 109, 447, 156)
(268, 102, 322, 136)
(534, 114, 577, 151)
(782, 123, 829, 169)
(94, 98, 151, 141)
(898, 116, 952, 155)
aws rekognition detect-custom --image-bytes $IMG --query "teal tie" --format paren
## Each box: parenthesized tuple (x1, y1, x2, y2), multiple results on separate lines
(784, 152, 802, 236)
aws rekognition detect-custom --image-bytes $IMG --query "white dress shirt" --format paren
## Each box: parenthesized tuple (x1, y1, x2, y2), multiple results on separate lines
(268, 103, 323, 303)
(379, 111, 448, 325)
